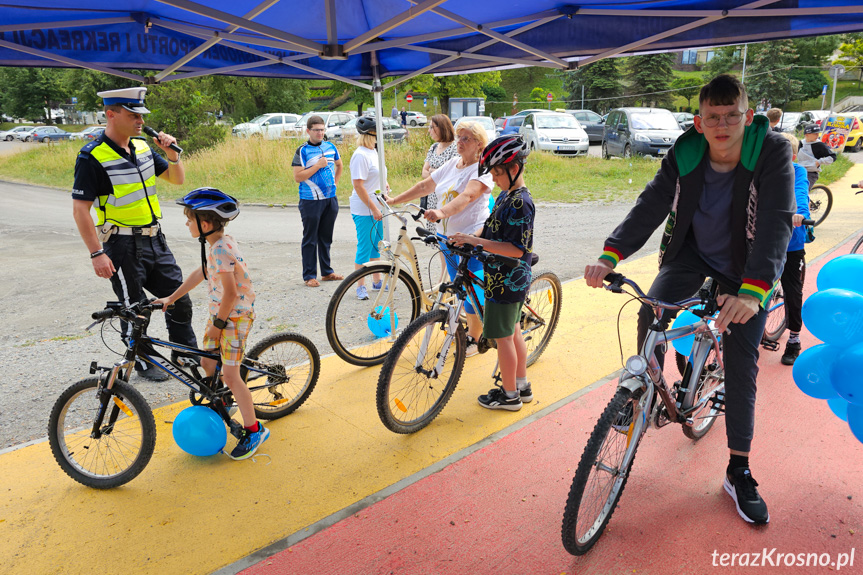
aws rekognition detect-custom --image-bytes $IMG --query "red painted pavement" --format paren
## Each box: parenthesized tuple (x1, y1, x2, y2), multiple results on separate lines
(243, 245, 863, 575)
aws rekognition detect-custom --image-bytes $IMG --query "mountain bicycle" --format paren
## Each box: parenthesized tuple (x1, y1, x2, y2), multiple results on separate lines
(808, 184, 832, 226)
(375, 228, 562, 433)
(326, 195, 447, 366)
(48, 300, 320, 489)
(561, 273, 725, 555)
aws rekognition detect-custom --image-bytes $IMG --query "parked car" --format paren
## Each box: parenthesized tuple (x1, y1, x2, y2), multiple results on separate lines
(839, 112, 863, 152)
(294, 111, 354, 140)
(69, 126, 104, 141)
(231, 113, 302, 139)
(0, 126, 36, 141)
(799, 110, 830, 130)
(28, 126, 72, 143)
(513, 108, 547, 117)
(674, 112, 695, 131)
(519, 112, 589, 155)
(565, 109, 605, 143)
(776, 112, 802, 133)
(494, 115, 525, 136)
(453, 116, 496, 144)
(336, 116, 406, 143)
(15, 127, 40, 141)
(602, 107, 683, 159)
(403, 111, 427, 126)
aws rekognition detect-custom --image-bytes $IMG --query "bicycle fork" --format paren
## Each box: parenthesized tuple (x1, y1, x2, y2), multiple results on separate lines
(414, 301, 464, 378)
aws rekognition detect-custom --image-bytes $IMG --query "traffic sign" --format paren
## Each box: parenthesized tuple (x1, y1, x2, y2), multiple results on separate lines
(71, 97, 78, 104)
(406, 94, 413, 103)
(546, 93, 553, 102)
(423, 98, 427, 106)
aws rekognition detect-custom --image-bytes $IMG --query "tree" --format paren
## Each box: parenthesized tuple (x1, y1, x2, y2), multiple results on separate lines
(145, 80, 227, 154)
(834, 38, 863, 86)
(789, 68, 827, 103)
(0, 67, 71, 122)
(671, 77, 703, 110)
(530, 87, 549, 102)
(627, 53, 675, 108)
(563, 58, 623, 113)
(202, 76, 308, 122)
(702, 45, 742, 79)
(410, 71, 501, 115)
(745, 40, 798, 106)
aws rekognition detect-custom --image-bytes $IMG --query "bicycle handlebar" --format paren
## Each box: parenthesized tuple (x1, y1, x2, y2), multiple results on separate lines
(374, 192, 425, 222)
(603, 272, 714, 313)
(91, 301, 163, 321)
(802, 218, 816, 226)
(415, 226, 522, 267)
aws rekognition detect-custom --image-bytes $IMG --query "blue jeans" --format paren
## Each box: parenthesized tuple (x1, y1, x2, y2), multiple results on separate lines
(441, 244, 484, 315)
(635, 243, 767, 453)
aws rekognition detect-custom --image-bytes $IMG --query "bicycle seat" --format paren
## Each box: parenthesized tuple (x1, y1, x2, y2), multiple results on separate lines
(530, 253, 539, 267)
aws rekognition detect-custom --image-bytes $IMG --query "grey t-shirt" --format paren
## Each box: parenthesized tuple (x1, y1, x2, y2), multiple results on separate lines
(691, 157, 736, 280)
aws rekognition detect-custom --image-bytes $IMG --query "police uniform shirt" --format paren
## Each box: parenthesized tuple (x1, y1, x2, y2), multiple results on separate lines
(72, 133, 169, 204)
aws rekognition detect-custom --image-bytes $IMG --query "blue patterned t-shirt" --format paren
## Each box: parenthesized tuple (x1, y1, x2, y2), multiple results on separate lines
(292, 140, 340, 200)
(479, 187, 535, 304)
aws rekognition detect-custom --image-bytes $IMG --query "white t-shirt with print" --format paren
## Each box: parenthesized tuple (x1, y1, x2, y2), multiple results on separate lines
(349, 146, 381, 216)
(430, 156, 493, 235)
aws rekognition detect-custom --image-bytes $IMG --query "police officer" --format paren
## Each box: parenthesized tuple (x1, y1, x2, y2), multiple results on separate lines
(71, 87, 196, 381)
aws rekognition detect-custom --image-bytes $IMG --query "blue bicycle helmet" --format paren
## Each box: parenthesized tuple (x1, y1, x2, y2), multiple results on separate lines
(176, 187, 240, 220)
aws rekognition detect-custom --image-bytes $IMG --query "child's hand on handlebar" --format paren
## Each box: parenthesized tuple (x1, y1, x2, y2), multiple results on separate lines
(449, 232, 477, 247)
(792, 213, 804, 227)
(151, 297, 173, 311)
(584, 260, 614, 289)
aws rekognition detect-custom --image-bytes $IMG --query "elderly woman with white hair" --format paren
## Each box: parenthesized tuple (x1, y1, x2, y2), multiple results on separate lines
(386, 120, 493, 355)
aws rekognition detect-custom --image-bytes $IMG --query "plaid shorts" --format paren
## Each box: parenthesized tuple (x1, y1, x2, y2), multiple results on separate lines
(202, 314, 254, 366)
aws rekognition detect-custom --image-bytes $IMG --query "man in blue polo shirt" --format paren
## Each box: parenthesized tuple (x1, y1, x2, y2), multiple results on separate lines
(292, 115, 344, 287)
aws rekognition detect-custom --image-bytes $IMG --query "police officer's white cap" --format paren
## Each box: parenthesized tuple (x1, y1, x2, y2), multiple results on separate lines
(97, 87, 150, 114)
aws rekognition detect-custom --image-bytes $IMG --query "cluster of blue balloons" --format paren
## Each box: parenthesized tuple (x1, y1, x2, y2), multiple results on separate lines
(172, 405, 227, 456)
(794, 254, 863, 444)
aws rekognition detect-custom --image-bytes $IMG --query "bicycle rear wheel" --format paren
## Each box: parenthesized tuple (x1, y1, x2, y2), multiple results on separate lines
(242, 332, 320, 419)
(522, 271, 563, 367)
(562, 387, 641, 555)
(326, 264, 423, 367)
(852, 234, 863, 255)
(762, 284, 787, 342)
(376, 308, 466, 433)
(48, 377, 156, 489)
(808, 184, 833, 227)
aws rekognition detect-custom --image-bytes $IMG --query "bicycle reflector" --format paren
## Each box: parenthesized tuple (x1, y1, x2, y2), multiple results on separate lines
(625, 355, 648, 376)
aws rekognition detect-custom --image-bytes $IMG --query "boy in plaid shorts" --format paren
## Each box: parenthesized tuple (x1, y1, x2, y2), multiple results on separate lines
(155, 188, 266, 460)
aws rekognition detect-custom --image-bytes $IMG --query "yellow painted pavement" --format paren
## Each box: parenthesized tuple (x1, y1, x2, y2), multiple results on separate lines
(3, 165, 863, 574)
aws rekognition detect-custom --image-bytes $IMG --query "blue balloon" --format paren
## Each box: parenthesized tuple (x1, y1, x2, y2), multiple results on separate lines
(831, 342, 863, 405)
(671, 310, 701, 356)
(801, 288, 863, 346)
(172, 405, 227, 456)
(367, 305, 399, 338)
(847, 403, 863, 445)
(827, 398, 850, 422)
(792, 344, 841, 399)
(816, 254, 863, 295)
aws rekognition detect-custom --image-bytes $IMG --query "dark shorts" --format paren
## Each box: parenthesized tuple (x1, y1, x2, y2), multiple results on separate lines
(483, 301, 522, 340)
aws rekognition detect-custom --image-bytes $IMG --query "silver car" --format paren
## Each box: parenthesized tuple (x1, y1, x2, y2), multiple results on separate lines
(520, 112, 590, 155)
(0, 126, 37, 141)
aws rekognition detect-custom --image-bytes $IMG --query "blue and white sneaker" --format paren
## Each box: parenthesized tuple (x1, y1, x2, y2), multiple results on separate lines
(356, 285, 369, 300)
(228, 424, 270, 460)
(371, 280, 389, 292)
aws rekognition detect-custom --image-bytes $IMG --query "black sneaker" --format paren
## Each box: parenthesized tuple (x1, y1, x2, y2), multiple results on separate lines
(478, 386, 523, 411)
(724, 467, 770, 524)
(136, 364, 169, 382)
(781, 342, 801, 366)
(519, 384, 533, 403)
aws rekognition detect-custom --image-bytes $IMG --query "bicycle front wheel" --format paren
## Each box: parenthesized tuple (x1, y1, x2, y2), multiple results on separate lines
(852, 234, 863, 255)
(326, 264, 423, 367)
(808, 184, 833, 227)
(242, 332, 320, 419)
(48, 377, 156, 489)
(762, 284, 787, 342)
(376, 308, 466, 434)
(562, 387, 641, 555)
(681, 346, 723, 440)
(522, 270, 563, 367)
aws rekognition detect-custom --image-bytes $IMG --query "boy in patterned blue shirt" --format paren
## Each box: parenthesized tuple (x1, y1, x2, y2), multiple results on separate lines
(450, 135, 535, 411)
(292, 115, 343, 287)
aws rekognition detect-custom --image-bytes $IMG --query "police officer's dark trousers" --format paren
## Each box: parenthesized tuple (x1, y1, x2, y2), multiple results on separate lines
(635, 243, 768, 453)
(104, 231, 197, 370)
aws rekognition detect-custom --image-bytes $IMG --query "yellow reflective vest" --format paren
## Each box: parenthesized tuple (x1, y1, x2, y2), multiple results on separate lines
(87, 137, 161, 226)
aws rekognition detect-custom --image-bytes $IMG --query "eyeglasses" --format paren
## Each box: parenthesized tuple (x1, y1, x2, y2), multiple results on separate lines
(698, 112, 745, 128)
(457, 135, 475, 143)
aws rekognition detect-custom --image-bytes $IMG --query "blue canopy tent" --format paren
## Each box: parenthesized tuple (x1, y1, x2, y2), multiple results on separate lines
(2, 0, 863, 206)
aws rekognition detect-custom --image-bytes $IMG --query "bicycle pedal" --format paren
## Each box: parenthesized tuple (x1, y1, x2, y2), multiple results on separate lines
(709, 393, 726, 413)
(760, 339, 780, 352)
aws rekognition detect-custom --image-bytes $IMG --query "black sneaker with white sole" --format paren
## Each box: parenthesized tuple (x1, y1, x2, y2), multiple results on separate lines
(724, 467, 770, 524)
(136, 363, 169, 382)
(478, 386, 523, 411)
(518, 384, 533, 403)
